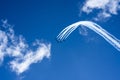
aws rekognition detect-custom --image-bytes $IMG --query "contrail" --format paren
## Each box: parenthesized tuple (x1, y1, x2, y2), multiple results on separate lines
(57, 21, 120, 51)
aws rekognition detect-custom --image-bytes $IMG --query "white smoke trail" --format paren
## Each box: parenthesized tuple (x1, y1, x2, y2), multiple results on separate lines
(57, 21, 120, 51)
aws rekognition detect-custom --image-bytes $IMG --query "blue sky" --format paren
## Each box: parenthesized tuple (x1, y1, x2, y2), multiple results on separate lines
(0, 0, 120, 80)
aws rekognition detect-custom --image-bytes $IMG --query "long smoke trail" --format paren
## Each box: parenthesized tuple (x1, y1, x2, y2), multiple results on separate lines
(57, 21, 120, 51)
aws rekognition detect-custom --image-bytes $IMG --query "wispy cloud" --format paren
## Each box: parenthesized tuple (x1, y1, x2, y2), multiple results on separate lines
(81, 0, 120, 20)
(57, 21, 120, 51)
(10, 43, 51, 74)
(79, 26, 88, 36)
(0, 19, 51, 74)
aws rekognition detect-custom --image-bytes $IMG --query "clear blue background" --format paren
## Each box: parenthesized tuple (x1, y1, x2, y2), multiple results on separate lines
(0, 0, 120, 80)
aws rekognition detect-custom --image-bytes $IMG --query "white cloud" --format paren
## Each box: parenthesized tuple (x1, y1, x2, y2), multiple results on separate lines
(79, 26, 88, 36)
(10, 43, 51, 74)
(81, 0, 120, 20)
(0, 19, 51, 74)
(0, 30, 8, 63)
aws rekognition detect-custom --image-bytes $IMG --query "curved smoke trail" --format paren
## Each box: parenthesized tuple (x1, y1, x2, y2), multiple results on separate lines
(57, 21, 120, 51)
